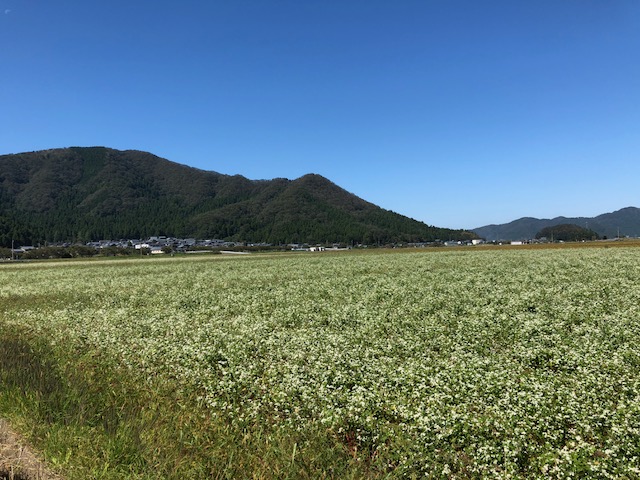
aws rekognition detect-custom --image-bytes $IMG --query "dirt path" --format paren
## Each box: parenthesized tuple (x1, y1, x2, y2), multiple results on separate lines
(0, 419, 62, 480)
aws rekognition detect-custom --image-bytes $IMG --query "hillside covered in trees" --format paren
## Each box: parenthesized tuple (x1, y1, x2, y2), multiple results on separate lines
(535, 224, 600, 242)
(0, 147, 476, 246)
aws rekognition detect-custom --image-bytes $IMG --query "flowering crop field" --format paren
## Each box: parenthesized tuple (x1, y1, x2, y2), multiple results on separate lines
(1, 246, 640, 478)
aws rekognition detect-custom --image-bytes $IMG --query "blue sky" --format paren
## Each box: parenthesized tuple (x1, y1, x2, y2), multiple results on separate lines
(1, 1, 638, 229)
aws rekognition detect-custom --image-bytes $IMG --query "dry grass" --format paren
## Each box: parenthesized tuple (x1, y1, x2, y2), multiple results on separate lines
(0, 419, 62, 480)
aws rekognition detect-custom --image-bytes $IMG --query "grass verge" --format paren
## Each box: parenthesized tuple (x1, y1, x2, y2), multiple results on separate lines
(0, 326, 384, 479)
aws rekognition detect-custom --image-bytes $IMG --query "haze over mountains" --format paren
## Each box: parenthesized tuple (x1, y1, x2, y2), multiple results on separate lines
(0, 147, 477, 247)
(473, 207, 640, 241)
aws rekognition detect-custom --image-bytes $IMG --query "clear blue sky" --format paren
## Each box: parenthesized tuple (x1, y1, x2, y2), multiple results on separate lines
(2, 1, 638, 229)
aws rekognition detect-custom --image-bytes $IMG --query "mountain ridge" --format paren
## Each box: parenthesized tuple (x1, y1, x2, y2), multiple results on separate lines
(0, 146, 476, 246)
(472, 207, 640, 241)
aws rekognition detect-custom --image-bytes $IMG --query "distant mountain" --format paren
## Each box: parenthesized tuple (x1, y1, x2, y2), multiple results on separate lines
(472, 207, 640, 241)
(0, 147, 476, 246)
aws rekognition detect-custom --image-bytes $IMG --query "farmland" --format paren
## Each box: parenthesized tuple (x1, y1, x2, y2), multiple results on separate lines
(1, 246, 640, 478)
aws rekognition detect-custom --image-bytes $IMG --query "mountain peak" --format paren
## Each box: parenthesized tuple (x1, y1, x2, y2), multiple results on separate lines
(0, 147, 477, 246)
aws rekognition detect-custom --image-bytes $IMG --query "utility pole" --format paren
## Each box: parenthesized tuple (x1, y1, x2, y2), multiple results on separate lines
(11, 238, 14, 261)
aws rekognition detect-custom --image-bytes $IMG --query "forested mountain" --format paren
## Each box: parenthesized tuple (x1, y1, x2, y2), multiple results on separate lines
(0, 147, 476, 246)
(473, 207, 640, 241)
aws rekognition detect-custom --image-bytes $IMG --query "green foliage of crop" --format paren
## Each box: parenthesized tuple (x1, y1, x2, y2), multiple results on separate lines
(1, 247, 640, 478)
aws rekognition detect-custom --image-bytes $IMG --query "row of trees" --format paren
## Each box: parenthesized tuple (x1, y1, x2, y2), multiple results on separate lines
(0, 245, 158, 260)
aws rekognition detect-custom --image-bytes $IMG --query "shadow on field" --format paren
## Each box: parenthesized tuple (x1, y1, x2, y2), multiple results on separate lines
(0, 333, 67, 479)
(0, 329, 147, 475)
(0, 335, 72, 426)
(0, 328, 384, 478)
(0, 469, 30, 480)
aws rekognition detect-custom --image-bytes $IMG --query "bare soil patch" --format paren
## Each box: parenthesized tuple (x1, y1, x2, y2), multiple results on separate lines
(0, 419, 62, 480)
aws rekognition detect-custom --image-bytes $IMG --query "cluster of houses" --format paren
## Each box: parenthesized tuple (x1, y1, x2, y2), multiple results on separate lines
(9, 238, 467, 253)
(7, 237, 249, 257)
(443, 239, 485, 247)
(86, 236, 254, 254)
(10, 237, 545, 259)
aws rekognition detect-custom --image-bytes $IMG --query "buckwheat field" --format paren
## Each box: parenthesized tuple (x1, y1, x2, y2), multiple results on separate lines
(1, 246, 639, 478)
